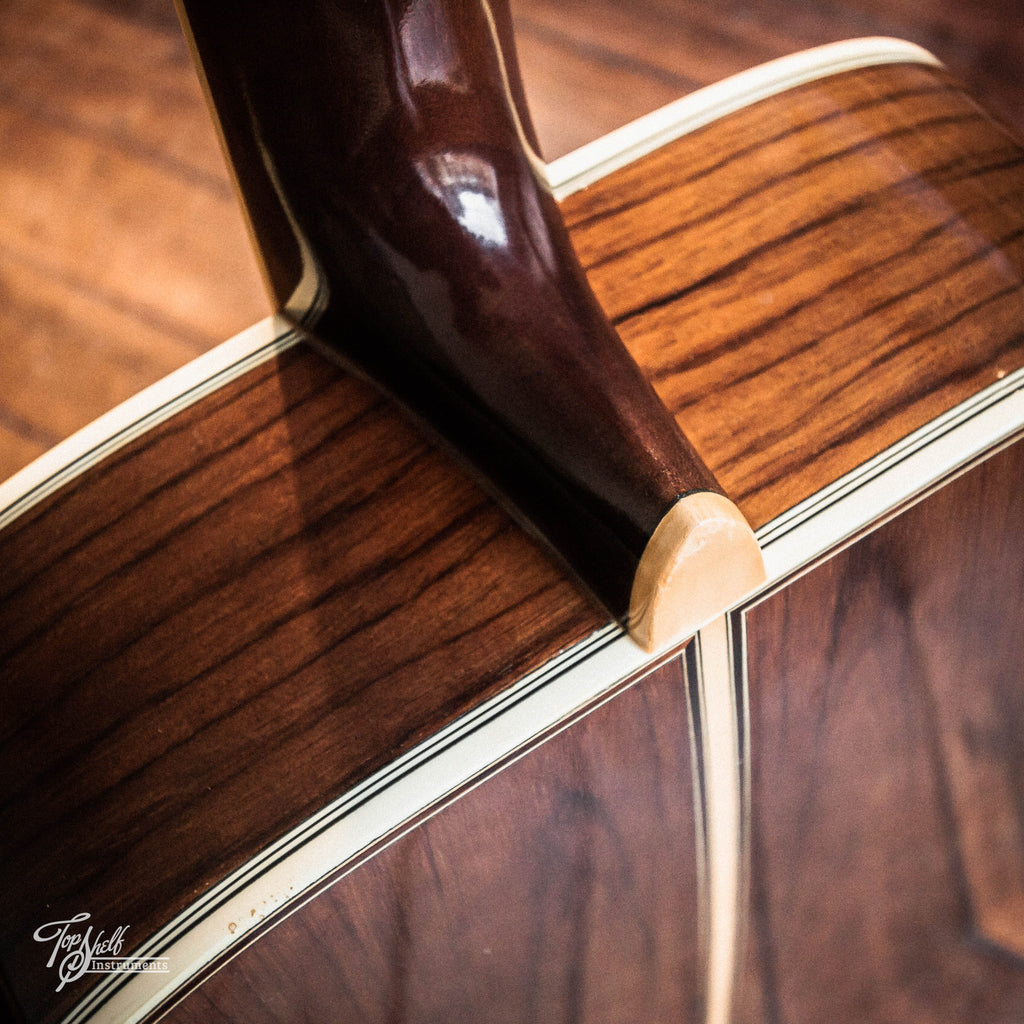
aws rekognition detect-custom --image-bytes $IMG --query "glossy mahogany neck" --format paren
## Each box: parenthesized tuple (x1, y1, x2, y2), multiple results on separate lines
(178, 0, 755, 637)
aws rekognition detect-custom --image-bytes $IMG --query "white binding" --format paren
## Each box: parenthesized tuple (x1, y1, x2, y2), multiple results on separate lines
(755, 364, 1024, 586)
(690, 616, 745, 1024)
(0, 316, 298, 531)
(71, 353, 1020, 1024)
(3, 37, 1011, 1024)
(0, 36, 942, 532)
(546, 37, 941, 199)
(0, 37, 940, 533)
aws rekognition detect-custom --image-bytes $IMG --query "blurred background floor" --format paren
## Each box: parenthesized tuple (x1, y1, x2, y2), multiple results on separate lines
(1, 0, 1021, 482)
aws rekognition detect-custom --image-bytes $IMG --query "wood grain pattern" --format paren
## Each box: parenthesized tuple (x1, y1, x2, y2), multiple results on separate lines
(0, 103, 261, 346)
(513, 0, 1024, 159)
(892, 448, 1024, 964)
(1, 64, 1023, 1024)
(0, 255, 198, 449)
(3, 0, 1024, 482)
(739, 439, 1024, 1023)
(0, 0, 269, 478)
(0, 345, 605, 1024)
(564, 63, 1024, 527)
(161, 658, 703, 1024)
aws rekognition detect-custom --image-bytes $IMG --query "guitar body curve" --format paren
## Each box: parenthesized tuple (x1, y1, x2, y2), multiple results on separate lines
(2, 37, 1024, 1024)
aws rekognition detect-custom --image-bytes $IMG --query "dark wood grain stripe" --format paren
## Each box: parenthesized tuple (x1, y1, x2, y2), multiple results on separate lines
(0, 366, 367, 652)
(0, 404, 60, 450)
(512, 13, 703, 96)
(739, 442, 1024, 1021)
(633, 148, 1024, 346)
(707, 260, 1024, 477)
(659, 203, 1024, 403)
(0, 445, 462, 804)
(561, 63, 1024, 526)
(597, 112, 985, 290)
(0, 345, 604, 1020)
(734, 317, 1024, 485)
(564, 80, 962, 233)
(0, 84, 235, 198)
(162, 657, 704, 1024)
(0, 353, 297, 584)
(4, 521, 537, 883)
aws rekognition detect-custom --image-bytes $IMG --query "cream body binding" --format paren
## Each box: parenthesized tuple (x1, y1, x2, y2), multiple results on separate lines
(12, 40, 1014, 1024)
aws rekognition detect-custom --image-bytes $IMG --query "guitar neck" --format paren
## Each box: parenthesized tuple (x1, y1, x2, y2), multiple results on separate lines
(177, 0, 764, 649)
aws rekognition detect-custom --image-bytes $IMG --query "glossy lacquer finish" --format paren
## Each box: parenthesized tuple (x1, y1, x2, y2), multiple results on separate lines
(163, 657, 704, 1024)
(739, 441, 1024, 1022)
(178, 0, 722, 621)
(3, 58, 1024, 1024)
(564, 64, 1024, 528)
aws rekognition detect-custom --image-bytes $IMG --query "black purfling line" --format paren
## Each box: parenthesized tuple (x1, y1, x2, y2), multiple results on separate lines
(0, 356, 351, 612)
(733, 325, 1024, 502)
(0, 341, 293, 549)
(8, 563, 561, 915)
(68, 618, 623, 1018)
(0, 496, 503, 853)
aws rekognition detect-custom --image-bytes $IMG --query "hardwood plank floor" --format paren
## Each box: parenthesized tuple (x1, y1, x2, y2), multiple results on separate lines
(0, 0, 266, 480)
(0, 0, 1021, 482)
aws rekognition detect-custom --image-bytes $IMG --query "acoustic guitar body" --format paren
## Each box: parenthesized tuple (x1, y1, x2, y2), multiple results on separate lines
(2, 31, 1024, 1024)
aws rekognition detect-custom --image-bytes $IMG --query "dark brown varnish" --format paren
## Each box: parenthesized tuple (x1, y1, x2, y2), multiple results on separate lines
(5, 0, 1024, 484)
(180, 0, 721, 622)
(1, 62, 1024, 1024)
(0, 346, 605, 1024)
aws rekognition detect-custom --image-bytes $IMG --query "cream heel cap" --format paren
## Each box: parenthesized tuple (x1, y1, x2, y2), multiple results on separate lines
(629, 492, 766, 651)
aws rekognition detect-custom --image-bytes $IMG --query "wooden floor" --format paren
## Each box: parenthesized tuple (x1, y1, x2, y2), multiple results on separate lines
(1, 0, 1021, 483)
